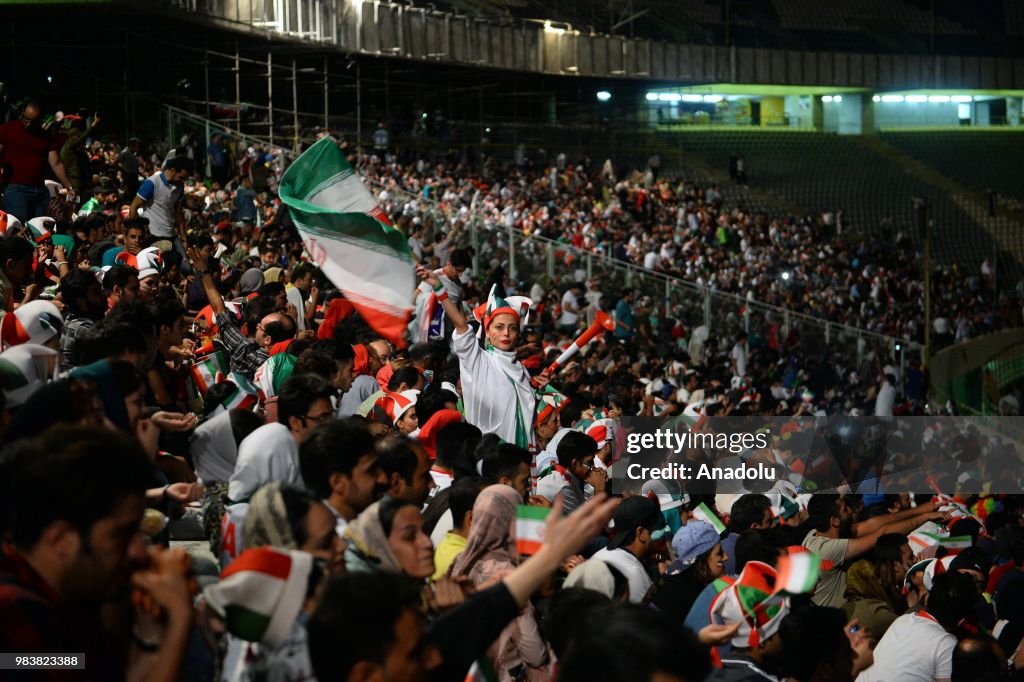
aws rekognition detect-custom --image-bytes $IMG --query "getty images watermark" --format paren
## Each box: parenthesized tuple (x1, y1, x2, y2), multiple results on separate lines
(606, 416, 1024, 496)
(624, 428, 774, 482)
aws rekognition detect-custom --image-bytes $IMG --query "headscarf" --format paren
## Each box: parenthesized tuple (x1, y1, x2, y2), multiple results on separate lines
(317, 298, 355, 340)
(343, 499, 403, 575)
(190, 409, 238, 483)
(845, 558, 893, 606)
(239, 268, 264, 296)
(243, 482, 298, 550)
(352, 344, 370, 376)
(450, 485, 522, 586)
(71, 359, 130, 432)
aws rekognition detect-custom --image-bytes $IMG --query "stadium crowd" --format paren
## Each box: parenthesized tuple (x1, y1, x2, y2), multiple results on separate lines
(2, 97, 1024, 682)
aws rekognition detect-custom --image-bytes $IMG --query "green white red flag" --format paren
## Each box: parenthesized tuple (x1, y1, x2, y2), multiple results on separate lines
(279, 137, 415, 348)
(773, 549, 821, 595)
(515, 505, 549, 556)
(692, 502, 726, 535)
(192, 350, 230, 395)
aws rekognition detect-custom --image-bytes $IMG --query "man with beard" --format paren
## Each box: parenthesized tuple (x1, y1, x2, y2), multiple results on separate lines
(299, 417, 390, 536)
(802, 495, 947, 607)
(0, 426, 194, 682)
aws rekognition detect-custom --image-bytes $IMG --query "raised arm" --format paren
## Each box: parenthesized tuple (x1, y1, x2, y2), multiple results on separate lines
(846, 505, 950, 560)
(47, 150, 73, 191)
(417, 264, 468, 334)
(186, 247, 226, 315)
(502, 494, 619, 607)
(853, 499, 939, 538)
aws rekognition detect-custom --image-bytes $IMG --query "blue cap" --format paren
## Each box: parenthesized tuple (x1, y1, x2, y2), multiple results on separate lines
(671, 520, 721, 567)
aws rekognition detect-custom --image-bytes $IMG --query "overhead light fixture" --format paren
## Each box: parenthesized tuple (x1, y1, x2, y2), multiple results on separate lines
(658, 93, 681, 103)
(928, 95, 950, 103)
(951, 95, 972, 103)
(645, 92, 658, 102)
(703, 95, 723, 103)
(544, 20, 565, 35)
(822, 95, 833, 103)
(881, 95, 904, 103)
(681, 94, 703, 102)
(596, 91, 611, 102)
(872, 95, 881, 102)
(833, 95, 842, 103)
(906, 95, 927, 103)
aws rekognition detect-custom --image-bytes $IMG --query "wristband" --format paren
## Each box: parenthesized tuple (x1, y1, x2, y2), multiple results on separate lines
(432, 282, 445, 293)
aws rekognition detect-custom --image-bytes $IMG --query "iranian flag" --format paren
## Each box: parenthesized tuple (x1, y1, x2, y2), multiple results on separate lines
(192, 350, 230, 395)
(692, 502, 727, 535)
(908, 530, 973, 555)
(220, 372, 260, 411)
(773, 550, 821, 595)
(279, 138, 415, 348)
(515, 505, 550, 555)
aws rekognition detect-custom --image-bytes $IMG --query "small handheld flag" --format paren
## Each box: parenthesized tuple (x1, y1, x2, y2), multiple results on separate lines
(692, 502, 726, 535)
(515, 505, 550, 556)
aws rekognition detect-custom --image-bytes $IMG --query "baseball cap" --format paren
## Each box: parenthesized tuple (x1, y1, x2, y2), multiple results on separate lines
(608, 496, 665, 550)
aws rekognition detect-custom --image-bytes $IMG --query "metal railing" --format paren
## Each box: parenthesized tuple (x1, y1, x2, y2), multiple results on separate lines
(162, 104, 919, 371)
(370, 181, 921, 372)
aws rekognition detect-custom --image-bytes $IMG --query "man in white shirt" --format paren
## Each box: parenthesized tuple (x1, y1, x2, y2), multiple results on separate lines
(643, 246, 660, 270)
(228, 374, 336, 502)
(857, 571, 976, 682)
(874, 372, 897, 417)
(560, 283, 584, 333)
(407, 220, 428, 261)
(592, 496, 666, 603)
(730, 337, 748, 378)
(299, 417, 388, 537)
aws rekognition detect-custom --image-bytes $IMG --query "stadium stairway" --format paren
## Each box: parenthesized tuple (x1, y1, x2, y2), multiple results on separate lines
(655, 128, 1020, 280)
(853, 134, 1024, 279)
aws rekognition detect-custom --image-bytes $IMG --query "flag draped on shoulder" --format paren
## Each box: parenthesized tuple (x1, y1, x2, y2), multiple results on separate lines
(279, 137, 415, 347)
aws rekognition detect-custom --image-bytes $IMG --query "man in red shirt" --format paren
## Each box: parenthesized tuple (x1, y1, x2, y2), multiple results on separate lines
(0, 100, 74, 221)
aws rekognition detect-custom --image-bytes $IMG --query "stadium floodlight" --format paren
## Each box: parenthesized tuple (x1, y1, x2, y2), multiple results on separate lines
(703, 95, 723, 103)
(658, 93, 681, 103)
(681, 94, 703, 103)
(596, 91, 612, 102)
(645, 92, 658, 102)
(822, 95, 833, 103)
(906, 95, 927, 103)
(928, 96, 950, 103)
(881, 95, 904, 103)
(872, 95, 881, 102)
(951, 95, 972, 103)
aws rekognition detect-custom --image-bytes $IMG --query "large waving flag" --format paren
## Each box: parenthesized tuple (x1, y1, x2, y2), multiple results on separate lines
(279, 138, 415, 347)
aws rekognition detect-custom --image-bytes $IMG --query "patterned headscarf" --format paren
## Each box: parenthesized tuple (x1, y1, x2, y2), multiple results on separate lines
(449, 485, 523, 586)
(243, 482, 298, 550)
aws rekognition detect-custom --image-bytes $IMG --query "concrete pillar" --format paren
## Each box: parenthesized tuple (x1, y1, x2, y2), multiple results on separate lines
(837, 94, 873, 135)
(811, 96, 824, 131)
(1008, 97, 1021, 127)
